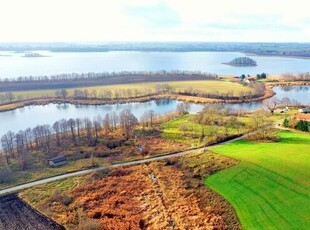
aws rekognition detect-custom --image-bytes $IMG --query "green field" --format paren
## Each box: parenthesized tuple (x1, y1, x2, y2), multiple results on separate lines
(160, 114, 251, 147)
(205, 131, 310, 230)
(12, 80, 253, 99)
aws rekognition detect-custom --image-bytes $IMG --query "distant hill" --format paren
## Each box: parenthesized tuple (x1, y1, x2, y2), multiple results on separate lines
(224, 57, 257, 66)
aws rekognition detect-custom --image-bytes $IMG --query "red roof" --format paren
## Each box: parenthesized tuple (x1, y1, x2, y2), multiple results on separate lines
(297, 113, 310, 121)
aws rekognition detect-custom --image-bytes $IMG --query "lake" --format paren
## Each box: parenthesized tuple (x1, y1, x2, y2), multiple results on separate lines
(1, 51, 310, 79)
(0, 86, 309, 139)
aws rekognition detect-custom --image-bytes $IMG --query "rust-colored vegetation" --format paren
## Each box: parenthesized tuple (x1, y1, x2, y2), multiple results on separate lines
(21, 151, 240, 229)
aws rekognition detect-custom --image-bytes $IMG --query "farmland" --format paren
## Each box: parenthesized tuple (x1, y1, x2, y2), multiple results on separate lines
(11, 80, 253, 99)
(206, 131, 310, 230)
(0, 194, 63, 230)
(160, 114, 251, 146)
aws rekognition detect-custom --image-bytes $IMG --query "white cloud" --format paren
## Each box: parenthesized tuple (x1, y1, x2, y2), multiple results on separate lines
(0, 0, 309, 42)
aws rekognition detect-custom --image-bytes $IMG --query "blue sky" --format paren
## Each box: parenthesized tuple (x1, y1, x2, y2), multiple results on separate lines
(0, 0, 309, 42)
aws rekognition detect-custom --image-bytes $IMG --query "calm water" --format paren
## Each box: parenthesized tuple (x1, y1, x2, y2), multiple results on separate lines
(0, 86, 309, 138)
(1, 51, 310, 79)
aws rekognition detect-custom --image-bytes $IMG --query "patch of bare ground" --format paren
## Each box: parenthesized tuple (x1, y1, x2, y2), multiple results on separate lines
(23, 151, 240, 229)
(0, 194, 64, 230)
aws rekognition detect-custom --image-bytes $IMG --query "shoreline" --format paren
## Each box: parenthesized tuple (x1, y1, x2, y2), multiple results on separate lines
(0, 81, 308, 113)
(0, 90, 274, 113)
(245, 52, 310, 60)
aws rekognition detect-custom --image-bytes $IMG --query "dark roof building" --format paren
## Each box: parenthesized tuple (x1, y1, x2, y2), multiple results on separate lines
(299, 108, 310, 114)
(48, 156, 67, 167)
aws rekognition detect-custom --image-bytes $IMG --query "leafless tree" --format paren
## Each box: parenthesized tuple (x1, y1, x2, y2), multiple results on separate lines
(119, 109, 138, 138)
(264, 97, 279, 115)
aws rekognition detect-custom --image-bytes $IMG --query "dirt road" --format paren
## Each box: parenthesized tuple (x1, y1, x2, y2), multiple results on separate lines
(0, 135, 245, 196)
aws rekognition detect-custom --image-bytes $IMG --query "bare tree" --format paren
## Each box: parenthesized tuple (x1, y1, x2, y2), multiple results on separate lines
(176, 102, 190, 114)
(103, 113, 112, 133)
(119, 109, 138, 138)
(52, 121, 61, 146)
(68, 118, 77, 145)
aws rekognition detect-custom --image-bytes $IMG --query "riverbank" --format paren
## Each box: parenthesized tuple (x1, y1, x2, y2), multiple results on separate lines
(0, 90, 273, 113)
(1, 81, 309, 113)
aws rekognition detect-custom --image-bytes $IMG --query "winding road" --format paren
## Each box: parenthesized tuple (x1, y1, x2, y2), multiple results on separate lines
(0, 134, 246, 196)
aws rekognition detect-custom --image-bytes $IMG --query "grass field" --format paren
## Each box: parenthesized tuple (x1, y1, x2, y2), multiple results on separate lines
(12, 80, 253, 99)
(205, 131, 310, 230)
(160, 114, 250, 147)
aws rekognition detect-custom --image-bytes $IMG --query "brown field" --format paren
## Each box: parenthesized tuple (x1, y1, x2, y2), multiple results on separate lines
(21, 151, 240, 229)
(0, 194, 64, 230)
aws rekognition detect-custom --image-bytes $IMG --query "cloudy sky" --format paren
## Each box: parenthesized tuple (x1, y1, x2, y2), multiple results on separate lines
(0, 0, 309, 42)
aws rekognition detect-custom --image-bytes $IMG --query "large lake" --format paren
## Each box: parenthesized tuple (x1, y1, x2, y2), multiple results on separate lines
(1, 51, 310, 79)
(0, 86, 309, 139)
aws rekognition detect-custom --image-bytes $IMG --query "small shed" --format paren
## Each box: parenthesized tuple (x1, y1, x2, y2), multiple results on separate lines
(48, 156, 67, 167)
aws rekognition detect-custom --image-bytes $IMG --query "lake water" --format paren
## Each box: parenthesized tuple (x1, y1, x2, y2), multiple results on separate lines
(0, 86, 309, 139)
(1, 51, 310, 79)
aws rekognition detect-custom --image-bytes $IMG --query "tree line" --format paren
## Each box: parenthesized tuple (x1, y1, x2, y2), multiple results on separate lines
(0, 71, 219, 92)
(0, 109, 141, 169)
(280, 73, 310, 81)
(0, 70, 218, 83)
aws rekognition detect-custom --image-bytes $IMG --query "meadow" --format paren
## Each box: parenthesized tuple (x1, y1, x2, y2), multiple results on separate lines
(206, 131, 310, 230)
(160, 114, 251, 147)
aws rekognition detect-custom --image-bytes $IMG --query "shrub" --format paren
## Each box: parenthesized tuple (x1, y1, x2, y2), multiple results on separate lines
(48, 189, 72, 206)
(79, 219, 101, 230)
(89, 168, 111, 180)
(295, 120, 310, 132)
(283, 117, 290, 127)
(0, 167, 13, 183)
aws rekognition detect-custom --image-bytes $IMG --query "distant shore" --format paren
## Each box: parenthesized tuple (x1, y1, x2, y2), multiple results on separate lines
(245, 52, 310, 60)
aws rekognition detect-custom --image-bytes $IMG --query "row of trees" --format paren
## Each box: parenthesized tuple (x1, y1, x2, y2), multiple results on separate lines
(0, 92, 15, 104)
(177, 82, 266, 101)
(280, 73, 310, 81)
(53, 83, 266, 102)
(0, 71, 219, 83)
(0, 109, 140, 168)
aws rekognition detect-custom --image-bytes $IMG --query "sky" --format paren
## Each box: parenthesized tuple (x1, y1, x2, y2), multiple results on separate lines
(0, 0, 309, 42)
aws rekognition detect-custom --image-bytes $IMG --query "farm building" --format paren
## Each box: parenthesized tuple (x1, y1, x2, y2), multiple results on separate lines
(244, 76, 256, 84)
(298, 108, 310, 113)
(48, 156, 67, 167)
(231, 76, 242, 83)
(297, 113, 310, 122)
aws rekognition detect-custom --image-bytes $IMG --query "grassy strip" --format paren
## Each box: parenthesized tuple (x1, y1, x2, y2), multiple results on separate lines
(11, 80, 253, 98)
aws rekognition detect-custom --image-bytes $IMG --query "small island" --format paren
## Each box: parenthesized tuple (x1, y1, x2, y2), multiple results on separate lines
(223, 57, 257, 67)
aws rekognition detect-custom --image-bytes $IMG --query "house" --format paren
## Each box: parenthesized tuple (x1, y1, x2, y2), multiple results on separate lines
(298, 108, 310, 114)
(297, 113, 310, 122)
(48, 156, 67, 167)
(231, 76, 241, 83)
(244, 76, 256, 84)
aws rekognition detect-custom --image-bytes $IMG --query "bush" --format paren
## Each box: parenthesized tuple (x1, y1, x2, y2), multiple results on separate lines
(295, 120, 310, 132)
(79, 219, 101, 230)
(0, 167, 13, 183)
(283, 117, 290, 127)
(106, 140, 122, 149)
(48, 189, 72, 206)
(90, 168, 111, 180)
